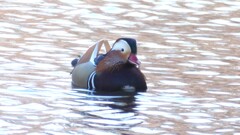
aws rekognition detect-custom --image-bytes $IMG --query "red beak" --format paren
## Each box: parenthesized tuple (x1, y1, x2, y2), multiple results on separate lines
(128, 54, 141, 66)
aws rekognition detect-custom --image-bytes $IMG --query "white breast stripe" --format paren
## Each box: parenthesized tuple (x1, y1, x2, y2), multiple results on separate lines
(88, 71, 96, 90)
(91, 72, 96, 90)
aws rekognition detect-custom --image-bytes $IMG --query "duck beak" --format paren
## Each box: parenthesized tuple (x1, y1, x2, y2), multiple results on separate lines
(128, 54, 141, 67)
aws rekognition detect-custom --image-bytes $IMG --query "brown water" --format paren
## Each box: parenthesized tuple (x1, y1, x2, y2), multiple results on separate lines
(0, 0, 240, 134)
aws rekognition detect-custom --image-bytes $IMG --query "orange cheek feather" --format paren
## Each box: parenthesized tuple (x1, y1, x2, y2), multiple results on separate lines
(96, 51, 127, 73)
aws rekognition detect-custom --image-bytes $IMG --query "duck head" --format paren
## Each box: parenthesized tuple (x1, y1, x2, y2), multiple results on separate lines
(96, 38, 141, 72)
(112, 38, 141, 66)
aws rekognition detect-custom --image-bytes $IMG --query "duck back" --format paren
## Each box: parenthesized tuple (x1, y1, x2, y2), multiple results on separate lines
(71, 40, 111, 89)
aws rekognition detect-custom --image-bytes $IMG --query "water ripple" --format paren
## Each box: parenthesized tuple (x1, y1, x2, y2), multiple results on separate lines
(1, 0, 240, 134)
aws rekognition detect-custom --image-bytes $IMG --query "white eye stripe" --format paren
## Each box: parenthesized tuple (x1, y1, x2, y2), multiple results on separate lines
(112, 40, 131, 54)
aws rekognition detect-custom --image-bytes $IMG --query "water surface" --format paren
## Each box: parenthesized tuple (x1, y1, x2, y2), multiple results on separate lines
(0, 0, 240, 134)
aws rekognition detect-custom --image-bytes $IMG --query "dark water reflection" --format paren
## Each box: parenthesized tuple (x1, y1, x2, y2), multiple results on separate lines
(1, 0, 240, 134)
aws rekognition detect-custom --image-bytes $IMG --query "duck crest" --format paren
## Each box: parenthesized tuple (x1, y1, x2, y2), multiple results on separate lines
(114, 38, 137, 54)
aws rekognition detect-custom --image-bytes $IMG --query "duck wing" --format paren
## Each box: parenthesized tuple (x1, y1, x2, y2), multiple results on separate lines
(78, 39, 111, 65)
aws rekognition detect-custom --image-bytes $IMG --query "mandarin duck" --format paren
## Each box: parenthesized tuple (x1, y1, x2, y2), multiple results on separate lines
(71, 38, 147, 92)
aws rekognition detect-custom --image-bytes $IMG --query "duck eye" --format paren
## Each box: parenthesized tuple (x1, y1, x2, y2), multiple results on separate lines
(121, 48, 124, 52)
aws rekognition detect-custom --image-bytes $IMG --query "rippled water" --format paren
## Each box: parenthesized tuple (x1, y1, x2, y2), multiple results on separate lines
(1, 0, 240, 134)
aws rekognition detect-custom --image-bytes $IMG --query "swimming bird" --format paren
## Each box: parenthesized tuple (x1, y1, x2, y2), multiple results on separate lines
(71, 38, 147, 92)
